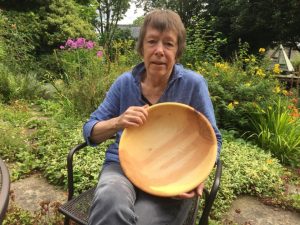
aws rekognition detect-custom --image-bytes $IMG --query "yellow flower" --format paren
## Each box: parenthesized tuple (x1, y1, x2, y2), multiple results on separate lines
(266, 159, 273, 164)
(282, 90, 288, 96)
(273, 86, 281, 93)
(227, 103, 235, 110)
(259, 48, 266, 54)
(273, 64, 281, 74)
(250, 55, 256, 62)
(233, 101, 239, 105)
(214, 62, 229, 71)
(256, 68, 266, 77)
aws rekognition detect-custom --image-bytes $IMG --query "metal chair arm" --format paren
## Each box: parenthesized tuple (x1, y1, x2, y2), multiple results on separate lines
(0, 158, 10, 224)
(198, 160, 222, 225)
(67, 142, 87, 200)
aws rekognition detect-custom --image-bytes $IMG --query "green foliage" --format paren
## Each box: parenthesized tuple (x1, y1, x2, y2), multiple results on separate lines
(43, 0, 96, 48)
(291, 54, 300, 71)
(95, 0, 130, 54)
(0, 101, 42, 180)
(133, 16, 144, 26)
(0, 11, 41, 73)
(246, 98, 300, 167)
(0, 63, 44, 103)
(50, 43, 109, 116)
(195, 45, 283, 134)
(181, 17, 226, 65)
(206, 0, 300, 56)
(111, 39, 141, 65)
(203, 131, 285, 219)
(47, 38, 136, 116)
(135, 0, 207, 27)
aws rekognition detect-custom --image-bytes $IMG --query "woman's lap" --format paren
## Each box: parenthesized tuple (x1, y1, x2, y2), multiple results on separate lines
(88, 163, 193, 225)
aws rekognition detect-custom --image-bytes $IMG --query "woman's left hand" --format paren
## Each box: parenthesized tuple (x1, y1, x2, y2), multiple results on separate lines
(173, 182, 205, 199)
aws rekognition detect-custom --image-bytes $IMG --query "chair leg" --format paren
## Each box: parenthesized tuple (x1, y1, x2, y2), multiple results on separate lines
(64, 216, 70, 225)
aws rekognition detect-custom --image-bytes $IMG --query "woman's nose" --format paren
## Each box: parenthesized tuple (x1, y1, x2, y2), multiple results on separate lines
(154, 42, 164, 56)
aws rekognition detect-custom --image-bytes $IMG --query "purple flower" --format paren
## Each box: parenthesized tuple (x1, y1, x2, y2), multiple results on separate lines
(97, 50, 103, 58)
(86, 41, 94, 49)
(65, 38, 74, 47)
(76, 37, 86, 48)
(59, 45, 65, 49)
(70, 42, 77, 49)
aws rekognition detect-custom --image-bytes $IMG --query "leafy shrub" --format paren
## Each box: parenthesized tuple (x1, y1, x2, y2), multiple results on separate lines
(196, 47, 283, 134)
(50, 39, 134, 116)
(203, 131, 285, 219)
(0, 10, 41, 73)
(181, 17, 226, 65)
(0, 63, 44, 103)
(246, 97, 300, 167)
(111, 39, 140, 66)
(291, 55, 300, 71)
(0, 101, 42, 180)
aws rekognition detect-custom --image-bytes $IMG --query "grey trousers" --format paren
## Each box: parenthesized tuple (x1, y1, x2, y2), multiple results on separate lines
(88, 163, 194, 225)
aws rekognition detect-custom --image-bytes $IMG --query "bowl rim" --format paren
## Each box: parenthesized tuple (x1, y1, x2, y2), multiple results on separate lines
(119, 102, 217, 196)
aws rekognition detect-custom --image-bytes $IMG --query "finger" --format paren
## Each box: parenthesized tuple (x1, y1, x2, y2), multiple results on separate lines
(196, 182, 205, 196)
(175, 190, 196, 199)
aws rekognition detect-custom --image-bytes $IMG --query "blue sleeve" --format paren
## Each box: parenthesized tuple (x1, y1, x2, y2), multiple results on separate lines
(193, 76, 222, 160)
(82, 78, 121, 146)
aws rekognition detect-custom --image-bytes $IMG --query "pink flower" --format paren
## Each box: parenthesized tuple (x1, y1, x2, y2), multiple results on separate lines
(59, 45, 65, 49)
(86, 41, 94, 49)
(97, 50, 103, 58)
(76, 37, 86, 48)
(70, 42, 77, 49)
(65, 38, 74, 47)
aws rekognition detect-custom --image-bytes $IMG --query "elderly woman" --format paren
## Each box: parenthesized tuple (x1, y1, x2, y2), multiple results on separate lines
(83, 9, 222, 225)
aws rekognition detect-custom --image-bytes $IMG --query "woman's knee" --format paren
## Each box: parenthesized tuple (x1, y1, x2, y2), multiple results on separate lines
(98, 180, 135, 204)
(89, 180, 137, 224)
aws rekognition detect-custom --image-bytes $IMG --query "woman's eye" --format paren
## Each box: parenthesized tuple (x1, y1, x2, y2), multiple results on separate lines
(148, 40, 156, 44)
(166, 42, 174, 47)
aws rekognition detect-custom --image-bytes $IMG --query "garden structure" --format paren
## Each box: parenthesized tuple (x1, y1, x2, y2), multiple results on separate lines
(58, 142, 222, 225)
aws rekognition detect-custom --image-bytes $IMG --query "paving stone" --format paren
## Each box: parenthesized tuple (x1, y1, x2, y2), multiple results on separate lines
(10, 173, 67, 212)
(223, 196, 300, 225)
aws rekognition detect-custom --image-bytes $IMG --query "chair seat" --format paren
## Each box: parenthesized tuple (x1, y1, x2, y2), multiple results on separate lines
(59, 187, 95, 225)
(59, 187, 199, 225)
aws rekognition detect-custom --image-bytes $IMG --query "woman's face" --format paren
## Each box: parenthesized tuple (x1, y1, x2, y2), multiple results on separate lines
(142, 27, 178, 79)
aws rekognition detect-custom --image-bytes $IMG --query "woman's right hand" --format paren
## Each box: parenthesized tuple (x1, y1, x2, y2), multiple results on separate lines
(116, 105, 149, 129)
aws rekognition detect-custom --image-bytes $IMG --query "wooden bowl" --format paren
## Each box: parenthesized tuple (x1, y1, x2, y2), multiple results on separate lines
(119, 102, 217, 197)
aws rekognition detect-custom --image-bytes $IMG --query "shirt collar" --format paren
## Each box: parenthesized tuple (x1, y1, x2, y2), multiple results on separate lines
(132, 62, 183, 84)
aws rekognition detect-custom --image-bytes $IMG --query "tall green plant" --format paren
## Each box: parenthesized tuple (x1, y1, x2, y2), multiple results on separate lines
(247, 98, 300, 167)
(181, 17, 226, 65)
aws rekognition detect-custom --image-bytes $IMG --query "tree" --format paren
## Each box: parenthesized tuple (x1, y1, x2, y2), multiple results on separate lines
(206, 0, 300, 57)
(134, 0, 207, 28)
(133, 16, 144, 26)
(42, 0, 96, 49)
(95, 0, 130, 51)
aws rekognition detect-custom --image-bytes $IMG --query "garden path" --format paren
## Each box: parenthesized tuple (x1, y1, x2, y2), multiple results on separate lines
(10, 173, 67, 212)
(9, 173, 300, 224)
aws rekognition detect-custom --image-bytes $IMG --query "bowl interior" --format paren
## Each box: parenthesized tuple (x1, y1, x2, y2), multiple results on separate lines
(119, 102, 217, 197)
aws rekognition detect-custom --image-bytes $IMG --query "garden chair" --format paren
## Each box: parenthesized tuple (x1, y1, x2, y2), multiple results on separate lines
(59, 142, 222, 225)
(0, 158, 10, 224)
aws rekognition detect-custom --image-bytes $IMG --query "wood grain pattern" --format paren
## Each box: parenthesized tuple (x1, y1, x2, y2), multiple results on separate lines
(119, 102, 217, 197)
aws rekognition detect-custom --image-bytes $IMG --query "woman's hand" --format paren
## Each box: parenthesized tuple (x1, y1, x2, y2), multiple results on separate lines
(116, 105, 149, 129)
(174, 182, 205, 199)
